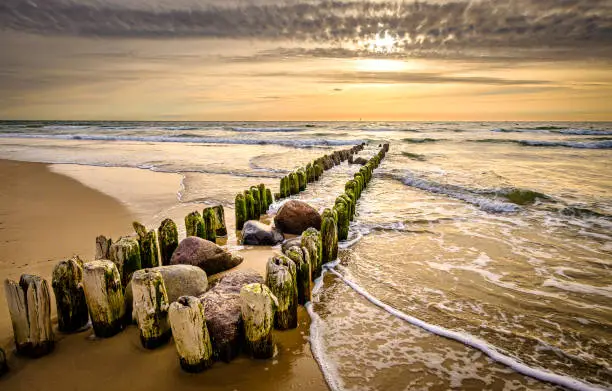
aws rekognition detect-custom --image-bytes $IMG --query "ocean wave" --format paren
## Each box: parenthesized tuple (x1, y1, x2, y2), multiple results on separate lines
(492, 127, 612, 136)
(163, 126, 202, 131)
(402, 138, 440, 143)
(554, 129, 612, 136)
(471, 138, 612, 149)
(0, 133, 362, 148)
(226, 126, 306, 132)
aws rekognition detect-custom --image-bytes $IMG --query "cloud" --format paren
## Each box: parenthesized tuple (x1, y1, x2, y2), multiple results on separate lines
(1, 0, 611, 60)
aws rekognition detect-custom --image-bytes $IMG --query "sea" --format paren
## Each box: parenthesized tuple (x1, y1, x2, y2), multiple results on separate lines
(0, 121, 610, 390)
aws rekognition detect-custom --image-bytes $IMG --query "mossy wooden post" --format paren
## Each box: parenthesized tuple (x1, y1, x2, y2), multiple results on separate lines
(265, 255, 298, 330)
(289, 172, 300, 195)
(334, 201, 350, 241)
(284, 246, 312, 304)
(297, 168, 307, 191)
(258, 184, 268, 211)
(265, 189, 273, 212)
(0, 347, 7, 376)
(185, 211, 205, 239)
(83, 260, 125, 338)
(250, 186, 262, 217)
(321, 209, 338, 264)
(4, 275, 54, 357)
(132, 269, 171, 349)
(211, 205, 227, 236)
(95, 235, 112, 260)
(244, 191, 256, 220)
(168, 296, 213, 373)
(240, 283, 278, 359)
(354, 173, 364, 198)
(314, 163, 323, 180)
(339, 193, 354, 222)
(306, 163, 314, 183)
(301, 228, 322, 279)
(202, 208, 217, 243)
(51, 256, 89, 333)
(279, 176, 288, 199)
(109, 236, 142, 289)
(134, 222, 160, 269)
(235, 193, 247, 230)
(158, 218, 179, 266)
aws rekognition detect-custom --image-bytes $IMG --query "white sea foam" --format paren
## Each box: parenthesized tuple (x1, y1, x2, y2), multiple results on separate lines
(542, 278, 612, 298)
(327, 268, 608, 391)
(228, 126, 307, 132)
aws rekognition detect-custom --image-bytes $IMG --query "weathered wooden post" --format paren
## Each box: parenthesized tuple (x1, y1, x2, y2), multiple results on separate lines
(334, 201, 350, 241)
(51, 256, 89, 333)
(158, 218, 179, 266)
(301, 228, 322, 279)
(265, 189, 273, 212)
(83, 260, 126, 338)
(4, 275, 54, 357)
(321, 208, 338, 264)
(240, 283, 277, 359)
(244, 191, 256, 220)
(109, 236, 142, 288)
(289, 172, 300, 195)
(211, 205, 227, 236)
(258, 184, 268, 211)
(279, 176, 288, 199)
(284, 246, 312, 304)
(265, 255, 297, 330)
(168, 296, 214, 373)
(133, 222, 160, 269)
(202, 207, 217, 243)
(95, 235, 112, 259)
(185, 211, 206, 239)
(338, 193, 354, 222)
(297, 168, 307, 191)
(235, 193, 247, 230)
(132, 269, 171, 349)
(250, 186, 262, 217)
(0, 347, 7, 376)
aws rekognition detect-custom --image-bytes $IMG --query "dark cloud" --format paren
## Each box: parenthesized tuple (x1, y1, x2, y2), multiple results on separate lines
(1, 0, 611, 60)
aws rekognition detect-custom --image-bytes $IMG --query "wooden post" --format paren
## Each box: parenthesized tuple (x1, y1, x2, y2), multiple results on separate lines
(51, 256, 89, 333)
(258, 184, 268, 211)
(168, 296, 214, 373)
(240, 283, 278, 359)
(132, 269, 171, 349)
(109, 236, 142, 289)
(321, 208, 338, 264)
(250, 186, 262, 217)
(265, 255, 297, 330)
(297, 168, 307, 191)
(334, 201, 350, 241)
(185, 211, 205, 239)
(289, 172, 300, 195)
(235, 193, 248, 230)
(82, 260, 126, 338)
(202, 207, 217, 243)
(265, 189, 273, 212)
(95, 235, 112, 260)
(301, 228, 323, 279)
(284, 246, 312, 304)
(158, 218, 179, 266)
(134, 222, 160, 269)
(4, 275, 54, 357)
(211, 205, 227, 236)
(244, 191, 256, 220)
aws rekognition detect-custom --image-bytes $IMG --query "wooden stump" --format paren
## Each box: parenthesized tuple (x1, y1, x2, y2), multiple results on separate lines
(244, 191, 256, 220)
(202, 207, 217, 243)
(284, 246, 312, 304)
(289, 172, 300, 195)
(51, 256, 89, 333)
(334, 201, 350, 241)
(132, 269, 171, 349)
(82, 260, 126, 338)
(4, 275, 54, 358)
(279, 176, 288, 199)
(258, 184, 268, 211)
(168, 296, 214, 373)
(265, 255, 297, 330)
(211, 205, 227, 236)
(133, 222, 160, 269)
(158, 218, 179, 266)
(297, 168, 307, 191)
(301, 228, 323, 279)
(321, 208, 338, 264)
(265, 189, 273, 212)
(109, 236, 142, 288)
(240, 283, 278, 359)
(95, 235, 112, 260)
(185, 211, 206, 239)
(235, 193, 248, 230)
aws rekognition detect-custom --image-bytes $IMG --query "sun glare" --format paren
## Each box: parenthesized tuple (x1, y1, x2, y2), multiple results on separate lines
(355, 59, 407, 72)
(364, 31, 398, 54)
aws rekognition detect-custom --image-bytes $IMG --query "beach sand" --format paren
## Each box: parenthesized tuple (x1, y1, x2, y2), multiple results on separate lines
(0, 159, 327, 390)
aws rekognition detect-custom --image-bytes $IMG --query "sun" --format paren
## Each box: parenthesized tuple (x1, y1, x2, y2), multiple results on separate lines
(365, 31, 398, 54)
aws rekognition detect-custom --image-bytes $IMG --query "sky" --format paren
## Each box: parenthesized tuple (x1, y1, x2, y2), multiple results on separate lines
(0, 0, 611, 121)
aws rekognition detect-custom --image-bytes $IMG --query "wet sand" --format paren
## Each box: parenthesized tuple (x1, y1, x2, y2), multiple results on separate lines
(0, 159, 327, 391)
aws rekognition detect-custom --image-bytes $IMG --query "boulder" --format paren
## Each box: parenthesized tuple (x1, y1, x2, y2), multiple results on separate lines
(242, 221, 284, 246)
(170, 237, 243, 275)
(274, 200, 322, 235)
(281, 237, 302, 253)
(350, 157, 368, 165)
(199, 269, 263, 362)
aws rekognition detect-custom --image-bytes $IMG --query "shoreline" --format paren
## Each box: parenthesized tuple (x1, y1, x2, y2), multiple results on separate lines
(0, 158, 327, 390)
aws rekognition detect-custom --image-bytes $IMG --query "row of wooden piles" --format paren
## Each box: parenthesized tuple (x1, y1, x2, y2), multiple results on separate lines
(234, 184, 274, 230)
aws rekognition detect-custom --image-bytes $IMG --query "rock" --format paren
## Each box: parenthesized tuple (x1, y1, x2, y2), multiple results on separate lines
(351, 157, 368, 165)
(132, 269, 171, 349)
(301, 228, 322, 279)
(240, 283, 278, 359)
(202, 208, 217, 243)
(281, 237, 302, 253)
(321, 209, 338, 264)
(169, 296, 214, 372)
(265, 255, 298, 330)
(4, 275, 54, 357)
(235, 193, 247, 231)
(51, 256, 89, 333)
(185, 211, 205, 239)
(95, 235, 112, 260)
(158, 218, 179, 266)
(200, 269, 263, 362)
(109, 236, 142, 289)
(242, 221, 284, 246)
(170, 236, 243, 275)
(274, 200, 322, 235)
(284, 246, 312, 305)
(82, 260, 125, 338)
(0, 347, 7, 376)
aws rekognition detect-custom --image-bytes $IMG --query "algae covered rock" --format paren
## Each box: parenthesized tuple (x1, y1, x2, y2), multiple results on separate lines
(109, 236, 142, 288)
(158, 218, 179, 266)
(265, 255, 298, 330)
(132, 269, 171, 349)
(321, 209, 338, 264)
(235, 193, 248, 230)
(504, 188, 547, 205)
(170, 236, 243, 275)
(169, 296, 214, 372)
(242, 220, 284, 246)
(51, 256, 89, 333)
(240, 283, 278, 359)
(274, 200, 322, 235)
(82, 260, 125, 338)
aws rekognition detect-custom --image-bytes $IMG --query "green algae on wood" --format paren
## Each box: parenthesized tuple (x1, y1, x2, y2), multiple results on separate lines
(83, 260, 126, 338)
(284, 246, 312, 305)
(240, 283, 278, 359)
(109, 236, 142, 289)
(211, 205, 227, 236)
(250, 186, 262, 217)
(51, 256, 89, 333)
(321, 209, 338, 264)
(265, 255, 298, 330)
(132, 269, 171, 349)
(244, 191, 256, 220)
(185, 211, 206, 239)
(168, 296, 214, 373)
(258, 184, 268, 211)
(4, 275, 55, 357)
(334, 201, 350, 241)
(280, 176, 289, 199)
(301, 228, 323, 279)
(202, 207, 217, 243)
(158, 218, 179, 266)
(289, 172, 300, 195)
(297, 168, 307, 191)
(134, 222, 160, 269)
(235, 193, 248, 230)
(265, 189, 273, 212)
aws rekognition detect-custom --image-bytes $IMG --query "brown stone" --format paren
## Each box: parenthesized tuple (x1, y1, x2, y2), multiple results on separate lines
(170, 236, 243, 275)
(274, 200, 322, 235)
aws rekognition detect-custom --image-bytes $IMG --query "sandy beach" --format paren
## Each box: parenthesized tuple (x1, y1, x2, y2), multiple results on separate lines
(0, 159, 327, 391)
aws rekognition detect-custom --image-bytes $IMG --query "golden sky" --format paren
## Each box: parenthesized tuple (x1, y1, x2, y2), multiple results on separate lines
(0, 0, 611, 121)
